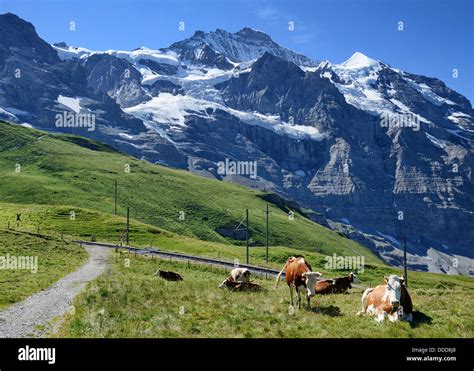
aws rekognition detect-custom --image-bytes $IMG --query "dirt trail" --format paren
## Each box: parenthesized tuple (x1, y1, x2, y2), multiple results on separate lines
(0, 245, 110, 338)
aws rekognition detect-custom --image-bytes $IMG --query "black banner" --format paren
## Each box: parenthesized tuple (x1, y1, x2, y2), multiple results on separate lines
(0, 338, 472, 368)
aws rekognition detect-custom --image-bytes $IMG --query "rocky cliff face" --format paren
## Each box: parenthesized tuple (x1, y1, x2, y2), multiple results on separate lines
(0, 13, 146, 141)
(1, 13, 472, 274)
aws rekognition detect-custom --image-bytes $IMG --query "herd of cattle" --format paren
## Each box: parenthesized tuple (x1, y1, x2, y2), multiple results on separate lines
(220, 256, 413, 322)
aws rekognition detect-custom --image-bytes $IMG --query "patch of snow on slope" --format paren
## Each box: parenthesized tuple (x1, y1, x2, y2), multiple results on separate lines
(125, 93, 325, 140)
(426, 133, 449, 149)
(228, 108, 324, 140)
(144, 64, 237, 104)
(447, 129, 470, 140)
(447, 111, 473, 129)
(124, 93, 212, 127)
(404, 78, 457, 107)
(0, 107, 17, 120)
(0, 107, 29, 117)
(389, 98, 412, 113)
(52, 45, 92, 60)
(100, 47, 180, 66)
(390, 98, 432, 124)
(118, 133, 138, 140)
(376, 231, 401, 247)
(57, 95, 82, 113)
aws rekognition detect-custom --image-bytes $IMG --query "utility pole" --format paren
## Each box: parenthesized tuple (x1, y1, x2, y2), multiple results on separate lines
(245, 208, 249, 264)
(403, 235, 408, 288)
(114, 180, 118, 215)
(126, 207, 130, 245)
(265, 204, 269, 264)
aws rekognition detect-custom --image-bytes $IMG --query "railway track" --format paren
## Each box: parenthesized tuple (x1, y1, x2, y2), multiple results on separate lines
(75, 240, 284, 277)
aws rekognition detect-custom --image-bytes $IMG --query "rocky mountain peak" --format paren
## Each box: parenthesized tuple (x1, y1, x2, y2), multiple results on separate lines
(191, 30, 206, 39)
(235, 27, 273, 42)
(0, 12, 59, 64)
(251, 52, 304, 76)
(168, 26, 317, 67)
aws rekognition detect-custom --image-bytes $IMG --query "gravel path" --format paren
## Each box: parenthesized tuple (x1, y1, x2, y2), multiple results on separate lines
(0, 245, 110, 338)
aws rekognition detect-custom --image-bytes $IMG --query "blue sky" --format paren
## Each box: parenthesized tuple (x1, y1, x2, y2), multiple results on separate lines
(2, 0, 473, 103)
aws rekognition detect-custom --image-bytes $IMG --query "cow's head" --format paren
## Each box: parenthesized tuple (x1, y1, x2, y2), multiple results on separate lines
(384, 275, 404, 309)
(302, 271, 322, 297)
(350, 272, 361, 284)
(242, 269, 251, 279)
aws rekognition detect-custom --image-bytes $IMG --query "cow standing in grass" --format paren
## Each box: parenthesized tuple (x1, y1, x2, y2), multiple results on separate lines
(357, 275, 413, 322)
(275, 256, 322, 309)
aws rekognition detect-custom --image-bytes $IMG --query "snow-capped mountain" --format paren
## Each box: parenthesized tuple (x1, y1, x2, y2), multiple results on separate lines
(166, 27, 318, 68)
(1, 13, 473, 275)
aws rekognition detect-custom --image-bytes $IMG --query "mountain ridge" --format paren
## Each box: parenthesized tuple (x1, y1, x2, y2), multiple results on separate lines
(1, 13, 472, 275)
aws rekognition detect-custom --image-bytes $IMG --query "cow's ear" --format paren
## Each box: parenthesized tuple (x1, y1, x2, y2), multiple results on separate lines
(384, 276, 388, 284)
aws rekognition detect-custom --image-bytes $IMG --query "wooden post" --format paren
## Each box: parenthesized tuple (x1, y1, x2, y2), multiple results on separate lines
(114, 180, 118, 216)
(126, 207, 130, 245)
(265, 204, 269, 264)
(245, 208, 249, 265)
(403, 236, 408, 288)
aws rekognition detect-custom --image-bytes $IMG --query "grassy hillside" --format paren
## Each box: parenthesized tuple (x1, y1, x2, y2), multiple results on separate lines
(1, 121, 472, 338)
(56, 251, 474, 338)
(3, 201, 473, 290)
(0, 121, 380, 263)
(0, 229, 86, 309)
(0, 202, 378, 270)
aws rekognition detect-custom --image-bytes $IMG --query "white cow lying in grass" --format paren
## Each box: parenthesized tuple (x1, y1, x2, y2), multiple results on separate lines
(219, 268, 251, 288)
(357, 275, 413, 322)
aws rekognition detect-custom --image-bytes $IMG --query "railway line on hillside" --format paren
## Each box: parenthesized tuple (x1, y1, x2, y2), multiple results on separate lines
(75, 241, 285, 277)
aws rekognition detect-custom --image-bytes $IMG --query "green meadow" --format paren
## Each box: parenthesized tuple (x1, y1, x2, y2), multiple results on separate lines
(56, 251, 474, 338)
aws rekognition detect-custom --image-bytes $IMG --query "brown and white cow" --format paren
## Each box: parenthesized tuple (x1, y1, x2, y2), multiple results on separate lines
(357, 275, 413, 322)
(219, 268, 251, 288)
(275, 256, 322, 309)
